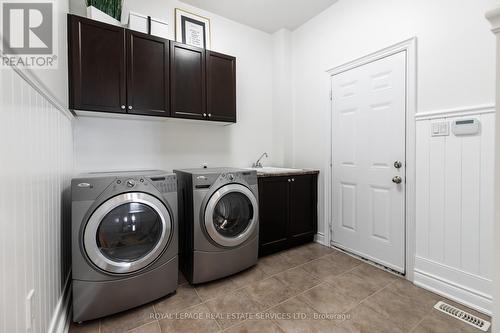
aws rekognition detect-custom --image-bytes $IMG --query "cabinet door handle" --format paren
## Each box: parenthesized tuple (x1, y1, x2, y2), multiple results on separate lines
(203, 113, 207, 117)
(128, 106, 133, 110)
(208, 113, 212, 117)
(121, 105, 126, 110)
(288, 179, 291, 182)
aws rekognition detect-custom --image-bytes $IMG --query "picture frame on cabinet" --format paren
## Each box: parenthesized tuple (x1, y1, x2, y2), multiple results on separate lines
(175, 8, 211, 49)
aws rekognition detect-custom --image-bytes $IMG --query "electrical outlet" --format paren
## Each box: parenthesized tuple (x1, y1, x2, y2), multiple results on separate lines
(26, 289, 35, 332)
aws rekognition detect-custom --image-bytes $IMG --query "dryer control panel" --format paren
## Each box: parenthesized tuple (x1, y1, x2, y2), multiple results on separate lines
(221, 171, 257, 186)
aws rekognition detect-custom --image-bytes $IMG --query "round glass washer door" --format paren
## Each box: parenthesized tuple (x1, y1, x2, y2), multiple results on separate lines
(84, 192, 172, 274)
(204, 184, 258, 247)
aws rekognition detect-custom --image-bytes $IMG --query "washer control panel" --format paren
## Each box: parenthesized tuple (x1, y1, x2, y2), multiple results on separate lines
(111, 174, 176, 193)
(150, 174, 177, 193)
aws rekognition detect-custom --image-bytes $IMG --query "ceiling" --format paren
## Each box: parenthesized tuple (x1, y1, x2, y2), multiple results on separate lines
(178, 0, 338, 33)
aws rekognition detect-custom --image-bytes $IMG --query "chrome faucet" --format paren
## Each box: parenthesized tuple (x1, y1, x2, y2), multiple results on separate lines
(252, 152, 268, 168)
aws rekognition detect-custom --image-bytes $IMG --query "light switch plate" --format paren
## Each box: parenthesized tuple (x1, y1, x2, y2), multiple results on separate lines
(431, 122, 449, 137)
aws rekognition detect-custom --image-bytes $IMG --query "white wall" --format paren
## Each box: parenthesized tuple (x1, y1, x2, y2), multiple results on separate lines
(272, 29, 294, 167)
(73, 0, 277, 173)
(28, 0, 70, 108)
(290, 0, 497, 313)
(0, 66, 74, 333)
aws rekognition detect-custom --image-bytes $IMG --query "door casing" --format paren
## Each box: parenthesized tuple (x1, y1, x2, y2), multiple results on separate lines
(325, 38, 417, 281)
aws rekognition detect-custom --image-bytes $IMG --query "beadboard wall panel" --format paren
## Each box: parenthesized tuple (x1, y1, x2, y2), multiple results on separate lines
(0, 66, 73, 333)
(414, 108, 495, 314)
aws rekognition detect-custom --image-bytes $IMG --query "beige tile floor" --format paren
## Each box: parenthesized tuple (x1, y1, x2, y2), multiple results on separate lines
(70, 243, 491, 333)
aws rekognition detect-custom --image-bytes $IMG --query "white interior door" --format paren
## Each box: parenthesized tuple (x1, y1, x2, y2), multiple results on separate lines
(331, 51, 406, 273)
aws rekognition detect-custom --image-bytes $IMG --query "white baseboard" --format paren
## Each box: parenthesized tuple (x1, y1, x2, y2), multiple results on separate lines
(314, 232, 326, 246)
(48, 273, 72, 333)
(414, 269, 492, 316)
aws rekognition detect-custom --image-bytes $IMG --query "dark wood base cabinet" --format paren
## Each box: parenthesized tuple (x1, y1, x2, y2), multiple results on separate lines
(258, 174, 318, 257)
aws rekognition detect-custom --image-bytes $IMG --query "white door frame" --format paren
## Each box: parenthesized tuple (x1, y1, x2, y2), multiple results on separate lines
(324, 37, 417, 281)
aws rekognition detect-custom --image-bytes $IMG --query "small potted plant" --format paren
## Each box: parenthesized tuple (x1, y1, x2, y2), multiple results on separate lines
(86, 0, 123, 26)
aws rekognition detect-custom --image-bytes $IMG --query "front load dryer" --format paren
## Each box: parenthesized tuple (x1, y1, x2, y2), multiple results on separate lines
(71, 171, 178, 322)
(174, 168, 259, 284)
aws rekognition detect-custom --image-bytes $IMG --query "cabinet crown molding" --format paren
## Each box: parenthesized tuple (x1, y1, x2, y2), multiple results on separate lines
(486, 7, 500, 34)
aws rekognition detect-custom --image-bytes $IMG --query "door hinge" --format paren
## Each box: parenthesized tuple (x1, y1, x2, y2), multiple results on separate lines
(329, 90, 333, 101)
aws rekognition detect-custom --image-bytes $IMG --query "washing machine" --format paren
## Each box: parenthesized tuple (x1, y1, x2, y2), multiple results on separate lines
(174, 168, 259, 284)
(71, 171, 178, 322)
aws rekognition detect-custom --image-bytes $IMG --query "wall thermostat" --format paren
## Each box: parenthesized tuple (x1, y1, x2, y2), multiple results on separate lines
(452, 118, 480, 136)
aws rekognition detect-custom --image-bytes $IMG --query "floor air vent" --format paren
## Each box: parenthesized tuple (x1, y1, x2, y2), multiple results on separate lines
(433, 301, 490, 332)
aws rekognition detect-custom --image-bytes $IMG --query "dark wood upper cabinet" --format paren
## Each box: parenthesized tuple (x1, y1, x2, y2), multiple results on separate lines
(170, 41, 206, 120)
(206, 51, 236, 122)
(258, 174, 318, 257)
(68, 15, 237, 123)
(126, 30, 170, 116)
(68, 15, 126, 113)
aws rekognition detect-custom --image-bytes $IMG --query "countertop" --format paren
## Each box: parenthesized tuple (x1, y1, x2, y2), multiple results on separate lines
(248, 167, 320, 178)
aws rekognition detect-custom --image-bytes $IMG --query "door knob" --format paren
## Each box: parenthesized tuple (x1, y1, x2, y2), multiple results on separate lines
(392, 176, 402, 184)
(394, 161, 403, 169)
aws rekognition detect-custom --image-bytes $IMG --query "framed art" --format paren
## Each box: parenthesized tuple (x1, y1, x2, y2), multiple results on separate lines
(175, 8, 211, 49)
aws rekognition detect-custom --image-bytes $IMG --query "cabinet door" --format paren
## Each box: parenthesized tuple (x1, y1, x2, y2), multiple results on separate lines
(170, 42, 206, 120)
(258, 177, 289, 256)
(68, 15, 126, 113)
(206, 51, 236, 122)
(126, 30, 169, 116)
(289, 175, 318, 245)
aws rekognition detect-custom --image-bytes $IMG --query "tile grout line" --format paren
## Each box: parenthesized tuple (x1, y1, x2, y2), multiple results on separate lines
(124, 319, 157, 333)
(218, 255, 351, 331)
(407, 314, 428, 333)
(328, 280, 403, 330)
(341, 278, 437, 332)
(217, 285, 305, 332)
(239, 264, 368, 332)
(193, 249, 333, 303)
(79, 245, 467, 333)
(151, 303, 161, 333)
(208, 248, 339, 331)
(157, 286, 223, 332)
(93, 246, 337, 333)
